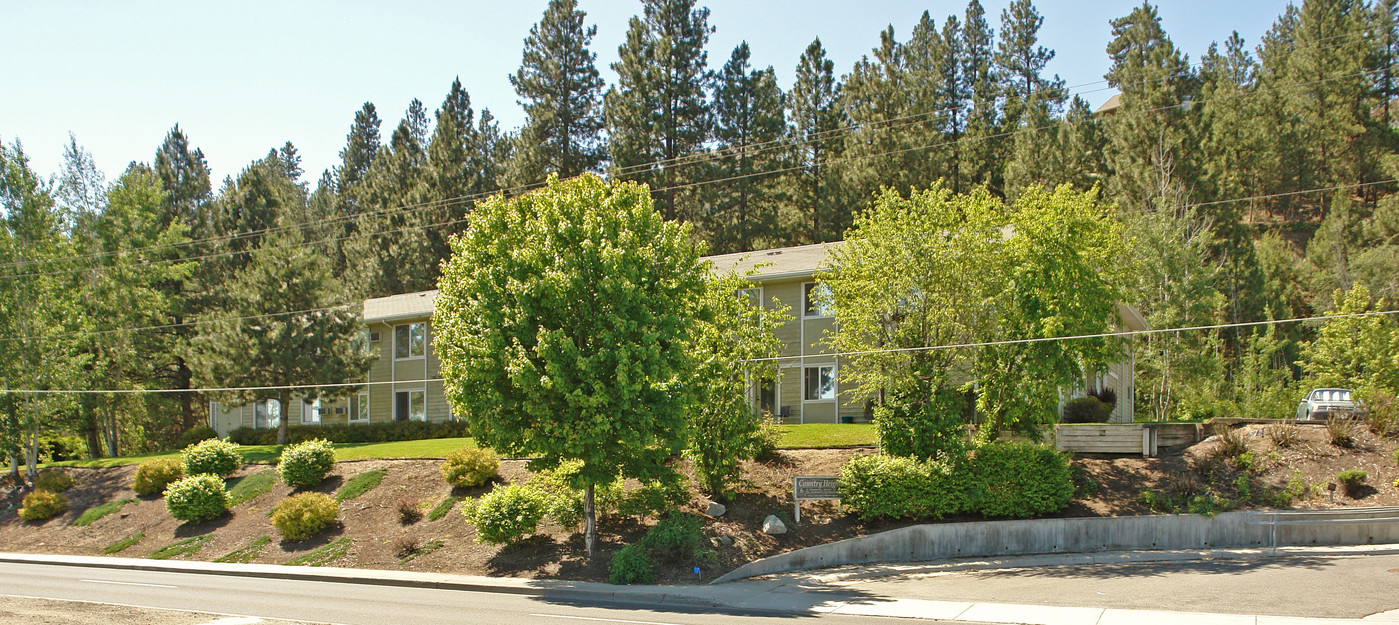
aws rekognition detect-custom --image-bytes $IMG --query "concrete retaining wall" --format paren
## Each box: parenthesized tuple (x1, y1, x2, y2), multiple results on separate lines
(714, 508, 1399, 583)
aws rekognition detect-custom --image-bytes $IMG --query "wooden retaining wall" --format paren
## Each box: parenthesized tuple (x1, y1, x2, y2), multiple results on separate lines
(1054, 422, 1203, 457)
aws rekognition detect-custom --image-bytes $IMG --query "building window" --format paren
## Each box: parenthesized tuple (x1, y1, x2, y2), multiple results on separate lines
(350, 391, 369, 424)
(804, 283, 833, 317)
(395, 322, 426, 359)
(804, 365, 836, 401)
(758, 378, 776, 416)
(254, 399, 281, 429)
(302, 398, 321, 424)
(395, 389, 426, 422)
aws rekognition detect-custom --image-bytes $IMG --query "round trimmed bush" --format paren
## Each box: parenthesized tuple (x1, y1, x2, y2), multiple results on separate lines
(182, 438, 242, 477)
(163, 474, 231, 523)
(277, 438, 336, 488)
(462, 484, 548, 545)
(838, 453, 970, 521)
(133, 458, 186, 496)
(969, 441, 1074, 518)
(270, 492, 340, 541)
(441, 446, 498, 488)
(18, 489, 69, 521)
(32, 470, 74, 493)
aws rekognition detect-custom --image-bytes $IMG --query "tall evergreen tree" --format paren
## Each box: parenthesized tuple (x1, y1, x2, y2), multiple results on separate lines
(787, 37, 846, 244)
(509, 0, 606, 185)
(994, 0, 1064, 126)
(1103, 1, 1198, 211)
(704, 42, 786, 252)
(938, 15, 969, 193)
(841, 27, 915, 201)
(153, 125, 212, 235)
(346, 100, 436, 298)
(605, 0, 714, 221)
(959, 0, 1003, 192)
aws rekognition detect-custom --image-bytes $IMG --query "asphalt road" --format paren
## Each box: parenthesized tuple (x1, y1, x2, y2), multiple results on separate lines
(838, 552, 1399, 619)
(0, 561, 909, 625)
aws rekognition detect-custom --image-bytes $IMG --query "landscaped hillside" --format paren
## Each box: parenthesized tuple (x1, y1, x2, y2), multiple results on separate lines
(1, 423, 1394, 585)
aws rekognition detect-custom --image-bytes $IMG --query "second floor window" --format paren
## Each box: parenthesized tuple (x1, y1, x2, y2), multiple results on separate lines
(804, 283, 833, 317)
(395, 322, 426, 359)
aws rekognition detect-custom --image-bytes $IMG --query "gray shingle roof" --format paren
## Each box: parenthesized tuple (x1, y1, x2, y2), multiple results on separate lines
(363, 289, 438, 323)
(703, 241, 842, 280)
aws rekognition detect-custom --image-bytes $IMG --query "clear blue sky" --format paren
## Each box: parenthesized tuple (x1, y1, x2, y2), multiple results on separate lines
(2, 0, 1290, 186)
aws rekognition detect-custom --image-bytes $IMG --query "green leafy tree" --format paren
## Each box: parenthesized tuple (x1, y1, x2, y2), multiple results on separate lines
(435, 174, 706, 557)
(190, 228, 372, 445)
(509, 0, 606, 185)
(1298, 283, 1399, 395)
(684, 268, 789, 496)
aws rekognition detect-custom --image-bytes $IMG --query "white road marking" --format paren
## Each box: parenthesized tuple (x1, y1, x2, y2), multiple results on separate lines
(80, 579, 178, 589)
(530, 614, 686, 625)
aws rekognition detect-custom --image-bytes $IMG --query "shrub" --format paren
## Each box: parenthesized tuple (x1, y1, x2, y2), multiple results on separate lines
(617, 479, 689, 521)
(227, 419, 470, 445)
(526, 461, 623, 528)
(461, 484, 548, 545)
(393, 535, 421, 558)
(609, 542, 655, 585)
(838, 454, 970, 521)
(753, 416, 783, 462)
(1326, 415, 1357, 448)
(271, 492, 340, 541)
(179, 426, 219, 448)
(426, 496, 459, 522)
(397, 496, 422, 524)
(874, 388, 969, 460)
(646, 513, 706, 563)
(1337, 469, 1368, 497)
(440, 446, 498, 488)
(1212, 425, 1248, 459)
(277, 438, 336, 488)
(18, 489, 68, 521)
(1088, 387, 1118, 408)
(1266, 423, 1301, 449)
(133, 458, 185, 496)
(969, 442, 1074, 518)
(1364, 391, 1397, 436)
(163, 474, 230, 523)
(1061, 397, 1112, 423)
(33, 470, 74, 493)
(182, 438, 242, 477)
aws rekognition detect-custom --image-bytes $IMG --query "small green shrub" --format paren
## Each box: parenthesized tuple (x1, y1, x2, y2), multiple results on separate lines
(104, 533, 144, 554)
(181, 438, 242, 477)
(838, 454, 970, 521)
(1061, 396, 1112, 423)
(617, 479, 689, 521)
(150, 535, 213, 560)
(441, 446, 498, 488)
(395, 538, 443, 563)
(526, 461, 623, 529)
(335, 469, 386, 502)
(271, 492, 340, 541)
(426, 496, 459, 522)
(397, 496, 422, 524)
(33, 470, 74, 493)
(277, 438, 336, 488)
(216, 536, 271, 563)
(285, 537, 352, 566)
(1187, 491, 1234, 517)
(179, 426, 219, 448)
(163, 474, 231, 523)
(462, 484, 548, 545)
(133, 458, 185, 496)
(227, 470, 276, 506)
(646, 513, 706, 563)
(1363, 390, 1397, 436)
(608, 542, 655, 585)
(1230, 450, 1260, 472)
(753, 416, 783, 462)
(74, 498, 136, 527)
(969, 442, 1074, 518)
(19, 489, 68, 521)
(1337, 469, 1368, 497)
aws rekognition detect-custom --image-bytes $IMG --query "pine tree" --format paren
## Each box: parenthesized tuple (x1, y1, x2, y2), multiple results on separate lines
(994, 0, 1064, 126)
(903, 13, 954, 188)
(153, 125, 212, 235)
(704, 42, 786, 252)
(1103, 1, 1198, 211)
(959, 0, 1003, 192)
(337, 103, 382, 197)
(346, 100, 436, 298)
(841, 27, 915, 201)
(605, 0, 714, 222)
(787, 37, 845, 244)
(938, 15, 969, 193)
(509, 0, 606, 185)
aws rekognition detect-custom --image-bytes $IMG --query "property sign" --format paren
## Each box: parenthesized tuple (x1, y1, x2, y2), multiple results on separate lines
(793, 475, 840, 524)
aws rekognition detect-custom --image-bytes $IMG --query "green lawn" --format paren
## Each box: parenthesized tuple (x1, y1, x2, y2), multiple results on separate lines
(41, 423, 869, 469)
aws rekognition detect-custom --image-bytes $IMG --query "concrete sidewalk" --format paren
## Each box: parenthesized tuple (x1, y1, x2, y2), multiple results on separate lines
(4, 545, 1399, 625)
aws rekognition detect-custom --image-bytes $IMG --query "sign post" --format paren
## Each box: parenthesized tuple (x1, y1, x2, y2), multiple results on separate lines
(792, 475, 840, 524)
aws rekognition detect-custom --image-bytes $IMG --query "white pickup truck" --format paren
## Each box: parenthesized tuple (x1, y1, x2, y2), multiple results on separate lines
(1295, 388, 1367, 422)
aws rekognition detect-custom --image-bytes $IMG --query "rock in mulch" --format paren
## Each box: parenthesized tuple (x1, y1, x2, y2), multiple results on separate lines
(705, 501, 727, 517)
(761, 514, 787, 535)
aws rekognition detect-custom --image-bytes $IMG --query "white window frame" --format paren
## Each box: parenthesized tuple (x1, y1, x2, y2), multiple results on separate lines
(803, 282, 833, 318)
(254, 398, 281, 429)
(395, 322, 426, 360)
(395, 386, 427, 422)
(301, 398, 322, 424)
(803, 364, 837, 402)
(350, 391, 370, 424)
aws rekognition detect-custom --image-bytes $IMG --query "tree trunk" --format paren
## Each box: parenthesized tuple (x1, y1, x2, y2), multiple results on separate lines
(277, 392, 291, 445)
(583, 481, 597, 558)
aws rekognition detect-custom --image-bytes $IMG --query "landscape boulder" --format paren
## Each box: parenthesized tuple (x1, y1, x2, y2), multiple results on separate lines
(705, 501, 727, 517)
(761, 514, 787, 535)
